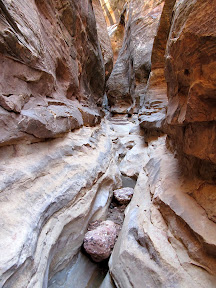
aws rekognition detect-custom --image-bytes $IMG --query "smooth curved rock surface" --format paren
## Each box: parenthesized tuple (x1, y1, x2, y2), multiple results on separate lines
(0, 121, 121, 287)
(109, 136, 216, 288)
(139, 0, 176, 131)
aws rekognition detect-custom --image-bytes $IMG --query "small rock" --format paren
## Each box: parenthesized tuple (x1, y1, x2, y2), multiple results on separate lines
(113, 187, 134, 205)
(83, 220, 117, 262)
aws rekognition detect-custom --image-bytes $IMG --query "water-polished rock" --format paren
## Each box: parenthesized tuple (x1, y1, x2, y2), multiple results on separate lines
(109, 136, 216, 288)
(83, 220, 117, 262)
(113, 187, 134, 205)
(0, 122, 122, 287)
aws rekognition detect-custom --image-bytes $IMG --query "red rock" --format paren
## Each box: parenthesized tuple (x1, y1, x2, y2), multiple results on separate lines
(113, 187, 134, 205)
(93, 0, 113, 80)
(106, 0, 164, 114)
(165, 0, 216, 172)
(0, 0, 105, 145)
(139, 0, 176, 132)
(0, 94, 30, 113)
(83, 220, 117, 262)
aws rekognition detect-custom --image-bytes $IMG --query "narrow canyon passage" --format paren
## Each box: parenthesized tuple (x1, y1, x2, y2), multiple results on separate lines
(48, 114, 143, 288)
(0, 0, 216, 287)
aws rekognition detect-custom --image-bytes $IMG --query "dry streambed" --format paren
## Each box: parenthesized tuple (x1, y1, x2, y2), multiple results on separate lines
(48, 114, 145, 288)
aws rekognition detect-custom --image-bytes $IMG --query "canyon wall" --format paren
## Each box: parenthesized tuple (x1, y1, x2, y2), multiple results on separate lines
(0, 1, 120, 287)
(165, 0, 216, 180)
(93, 0, 114, 80)
(0, 0, 216, 287)
(0, 0, 106, 146)
(99, 0, 126, 26)
(106, 0, 164, 113)
(108, 0, 216, 287)
(139, 0, 176, 131)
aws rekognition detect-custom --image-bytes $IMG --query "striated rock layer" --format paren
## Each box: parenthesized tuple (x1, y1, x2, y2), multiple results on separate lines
(139, 0, 176, 132)
(93, 0, 114, 80)
(99, 0, 126, 26)
(106, 0, 164, 114)
(0, 0, 106, 146)
(106, 1, 216, 287)
(0, 121, 121, 287)
(109, 135, 216, 288)
(165, 0, 216, 177)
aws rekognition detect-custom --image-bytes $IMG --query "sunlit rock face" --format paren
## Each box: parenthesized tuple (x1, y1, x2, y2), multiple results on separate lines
(106, 0, 164, 114)
(165, 0, 216, 176)
(93, 0, 114, 80)
(99, 0, 127, 26)
(0, 0, 105, 146)
(99, 0, 127, 66)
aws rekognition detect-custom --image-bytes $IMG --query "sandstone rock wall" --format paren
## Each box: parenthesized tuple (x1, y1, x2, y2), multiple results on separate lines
(1, 0, 216, 287)
(99, 0, 127, 26)
(106, 1, 216, 287)
(165, 0, 216, 177)
(0, 121, 121, 287)
(106, 0, 164, 114)
(139, 0, 176, 131)
(0, 0, 106, 146)
(93, 0, 114, 80)
(0, 1, 121, 287)
(99, 0, 127, 65)
(109, 136, 216, 288)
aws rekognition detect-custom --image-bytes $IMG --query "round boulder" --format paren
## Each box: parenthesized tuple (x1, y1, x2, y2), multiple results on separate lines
(113, 187, 134, 205)
(83, 220, 117, 262)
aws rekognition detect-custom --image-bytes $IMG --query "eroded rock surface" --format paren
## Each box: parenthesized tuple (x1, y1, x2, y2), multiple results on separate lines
(0, 121, 121, 287)
(106, 0, 164, 113)
(84, 220, 117, 262)
(139, 0, 176, 132)
(0, 0, 105, 145)
(165, 0, 216, 170)
(93, 0, 114, 80)
(109, 136, 216, 288)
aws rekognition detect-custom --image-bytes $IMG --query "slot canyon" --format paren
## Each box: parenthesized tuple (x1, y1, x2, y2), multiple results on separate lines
(0, 0, 216, 287)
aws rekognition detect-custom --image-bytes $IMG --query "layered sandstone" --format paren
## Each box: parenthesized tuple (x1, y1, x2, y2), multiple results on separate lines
(107, 1, 216, 287)
(106, 0, 164, 113)
(93, 0, 114, 80)
(99, 0, 126, 26)
(0, 0, 106, 146)
(139, 0, 176, 131)
(165, 0, 216, 174)
(1, 0, 216, 288)
(0, 121, 121, 287)
(109, 136, 216, 288)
